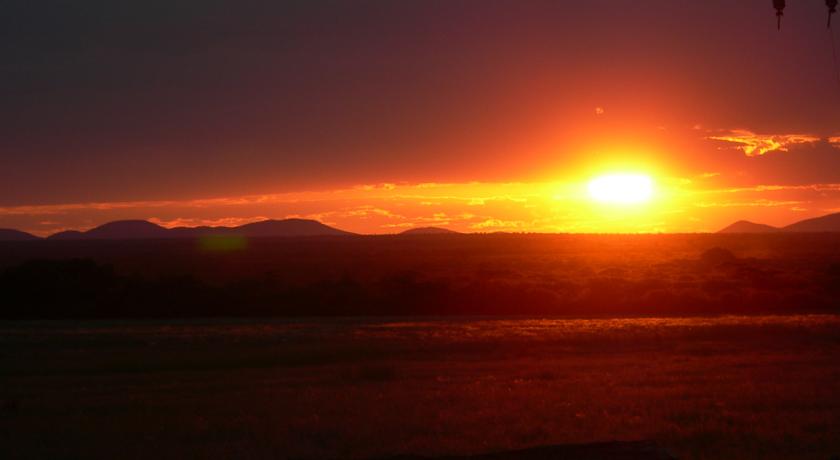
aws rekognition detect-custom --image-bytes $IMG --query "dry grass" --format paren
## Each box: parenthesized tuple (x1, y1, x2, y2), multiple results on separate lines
(1, 315, 840, 459)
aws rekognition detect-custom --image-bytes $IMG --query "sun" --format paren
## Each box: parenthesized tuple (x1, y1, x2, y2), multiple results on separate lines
(588, 173, 654, 204)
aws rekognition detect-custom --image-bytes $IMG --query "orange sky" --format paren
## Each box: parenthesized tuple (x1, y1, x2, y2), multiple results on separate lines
(2, 1, 840, 236)
(3, 109, 840, 236)
(5, 170, 840, 236)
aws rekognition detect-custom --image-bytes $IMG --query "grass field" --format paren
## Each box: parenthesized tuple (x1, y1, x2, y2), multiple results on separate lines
(2, 314, 839, 459)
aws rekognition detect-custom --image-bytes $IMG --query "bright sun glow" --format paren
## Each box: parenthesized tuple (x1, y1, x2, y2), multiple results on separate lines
(588, 173, 654, 204)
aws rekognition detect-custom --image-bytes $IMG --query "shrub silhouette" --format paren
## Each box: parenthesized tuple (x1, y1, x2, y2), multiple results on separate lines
(1, 234, 839, 319)
(700, 247, 738, 267)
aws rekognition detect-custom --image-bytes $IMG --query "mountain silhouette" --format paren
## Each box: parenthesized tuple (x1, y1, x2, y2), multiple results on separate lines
(224, 219, 354, 237)
(85, 220, 171, 239)
(0, 229, 40, 241)
(781, 212, 840, 232)
(43, 218, 353, 240)
(399, 227, 460, 235)
(47, 221, 168, 240)
(717, 220, 780, 234)
(718, 212, 840, 233)
(47, 230, 85, 240)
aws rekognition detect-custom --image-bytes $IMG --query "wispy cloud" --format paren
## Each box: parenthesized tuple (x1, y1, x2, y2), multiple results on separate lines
(707, 129, 820, 157)
(470, 219, 529, 230)
(710, 183, 840, 194)
(147, 216, 270, 228)
(6, 180, 840, 236)
(694, 199, 805, 208)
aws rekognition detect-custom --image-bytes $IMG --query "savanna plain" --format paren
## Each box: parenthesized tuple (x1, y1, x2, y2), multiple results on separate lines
(2, 316, 840, 460)
(1, 234, 840, 459)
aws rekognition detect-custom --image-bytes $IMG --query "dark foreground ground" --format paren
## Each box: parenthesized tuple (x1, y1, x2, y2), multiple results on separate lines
(2, 315, 839, 459)
(2, 233, 840, 318)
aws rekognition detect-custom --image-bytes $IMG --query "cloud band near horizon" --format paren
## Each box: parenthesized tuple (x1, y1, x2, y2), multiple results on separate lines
(4, 179, 840, 237)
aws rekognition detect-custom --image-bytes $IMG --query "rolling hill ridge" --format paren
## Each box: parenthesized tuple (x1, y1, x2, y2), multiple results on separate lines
(717, 221, 780, 234)
(0, 229, 40, 241)
(39, 219, 354, 240)
(6, 212, 840, 240)
(718, 212, 840, 233)
(399, 227, 460, 235)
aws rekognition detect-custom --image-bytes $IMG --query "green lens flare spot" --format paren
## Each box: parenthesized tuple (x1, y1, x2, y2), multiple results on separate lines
(198, 235, 248, 252)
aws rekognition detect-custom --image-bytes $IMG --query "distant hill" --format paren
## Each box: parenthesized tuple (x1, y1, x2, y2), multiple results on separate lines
(85, 220, 171, 239)
(47, 230, 85, 240)
(399, 227, 460, 235)
(0, 229, 40, 241)
(782, 212, 840, 232)
(43, 219, 354, 240)
(718, 212, 840, 233)
(718, 220, 779, 234)
(225, 219, 354, 237)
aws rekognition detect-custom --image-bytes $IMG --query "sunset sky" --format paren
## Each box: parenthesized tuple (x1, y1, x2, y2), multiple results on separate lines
(2, 0, 840, 235)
